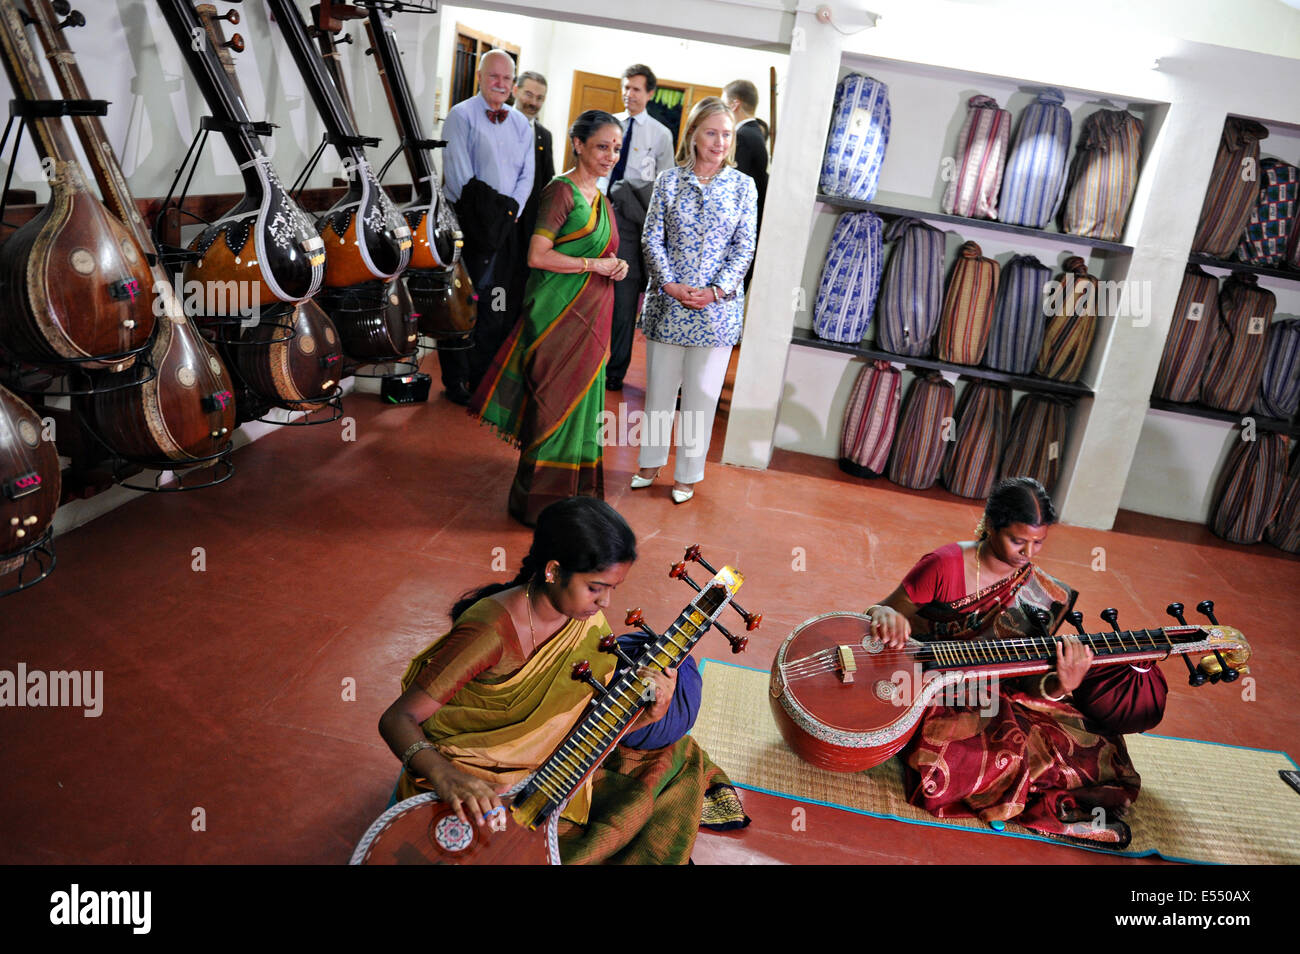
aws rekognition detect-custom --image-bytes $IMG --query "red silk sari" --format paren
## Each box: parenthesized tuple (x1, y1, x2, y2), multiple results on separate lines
(903, 552, 1160, 848)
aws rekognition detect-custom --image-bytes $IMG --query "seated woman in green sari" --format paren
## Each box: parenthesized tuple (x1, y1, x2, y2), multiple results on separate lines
(472, 111, 629, 526)
(378, 496, 747, 864)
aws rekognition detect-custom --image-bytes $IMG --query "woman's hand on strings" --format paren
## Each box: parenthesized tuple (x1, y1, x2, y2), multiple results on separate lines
(868, 604, 912, 649)
(1053, 634, 1094, 694)
(636, 665, 677, 724)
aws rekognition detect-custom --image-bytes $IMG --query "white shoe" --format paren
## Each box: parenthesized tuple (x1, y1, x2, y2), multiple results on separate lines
(630, 469, 659, 490)
(671, 486, 694, 504)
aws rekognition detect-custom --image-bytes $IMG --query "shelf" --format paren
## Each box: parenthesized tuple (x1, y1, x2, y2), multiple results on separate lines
(1148, 397, 1300, 437)
(816, 194, 1134, 254)
(1187, 253, 1300, 285)
(790, 327, 1094, 398)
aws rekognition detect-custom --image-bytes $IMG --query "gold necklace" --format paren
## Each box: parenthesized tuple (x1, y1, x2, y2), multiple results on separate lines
(525, 582, 537, 654)
(975, 541, 982, 593)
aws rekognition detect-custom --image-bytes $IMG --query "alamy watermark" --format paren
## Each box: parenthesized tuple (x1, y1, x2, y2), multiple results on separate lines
(597, 403, 710, 450)
(0, 663, 102, 717)
(50, 884, 150, 934)
(889, 664, 1000, 717)
(153, 275, 262, 327)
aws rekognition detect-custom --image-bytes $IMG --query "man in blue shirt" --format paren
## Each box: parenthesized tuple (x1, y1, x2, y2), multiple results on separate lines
(439, 49, 535, 404)
(605, 64, 675, 392)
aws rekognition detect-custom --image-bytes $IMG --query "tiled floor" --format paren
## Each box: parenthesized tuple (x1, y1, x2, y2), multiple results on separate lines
(2, 341, 1296, 865)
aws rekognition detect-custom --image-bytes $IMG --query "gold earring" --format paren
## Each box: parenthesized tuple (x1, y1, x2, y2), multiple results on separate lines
(974, 517, 988, 540)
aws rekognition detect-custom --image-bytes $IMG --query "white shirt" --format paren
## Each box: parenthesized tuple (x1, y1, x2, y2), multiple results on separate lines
(599, 109, 675, 193)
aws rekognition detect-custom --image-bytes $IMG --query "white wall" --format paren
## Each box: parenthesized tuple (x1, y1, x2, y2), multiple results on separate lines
(431, 4, 785, 148)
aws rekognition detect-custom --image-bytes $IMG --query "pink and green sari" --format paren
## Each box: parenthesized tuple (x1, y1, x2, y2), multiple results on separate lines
(471, 177, 616, 526)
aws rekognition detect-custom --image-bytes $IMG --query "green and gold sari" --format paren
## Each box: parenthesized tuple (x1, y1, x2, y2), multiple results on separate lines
(471, 177, 616, 526)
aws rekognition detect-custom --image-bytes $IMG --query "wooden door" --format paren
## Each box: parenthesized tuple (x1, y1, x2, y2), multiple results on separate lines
(564, 71, 624, 167)
(449, 23, 521, 110)
(564, 71, 725, 168)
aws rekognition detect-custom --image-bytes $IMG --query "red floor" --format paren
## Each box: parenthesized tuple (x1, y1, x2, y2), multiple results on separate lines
(2, 340, 1296, 865)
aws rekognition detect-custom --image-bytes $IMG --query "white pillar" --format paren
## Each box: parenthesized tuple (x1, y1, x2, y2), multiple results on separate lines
(1054, 98, 1232, 528)
(721, 10, 845, 469)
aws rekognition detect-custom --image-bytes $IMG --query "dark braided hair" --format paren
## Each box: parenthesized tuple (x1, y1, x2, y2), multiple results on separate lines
(449, 497, 637, 619)
(979, 477, 1057, 539)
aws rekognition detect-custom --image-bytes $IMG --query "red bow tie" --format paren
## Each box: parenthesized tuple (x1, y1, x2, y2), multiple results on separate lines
(486, 108, 508, 124)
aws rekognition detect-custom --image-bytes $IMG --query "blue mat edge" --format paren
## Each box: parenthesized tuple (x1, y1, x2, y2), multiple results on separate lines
(698, 657, 1298, 863)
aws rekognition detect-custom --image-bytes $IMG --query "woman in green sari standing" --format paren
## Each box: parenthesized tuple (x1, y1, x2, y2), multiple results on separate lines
(472, 111, 629, 525)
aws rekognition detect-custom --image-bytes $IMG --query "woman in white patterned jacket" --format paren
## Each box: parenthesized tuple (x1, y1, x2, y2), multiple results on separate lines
(630, 97, 758, 504)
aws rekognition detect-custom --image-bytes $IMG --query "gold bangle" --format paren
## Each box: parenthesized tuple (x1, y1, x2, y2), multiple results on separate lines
(582, 258, 589, 272)
(401, 739, 436, 770)
(1039, 672, 1068, 702)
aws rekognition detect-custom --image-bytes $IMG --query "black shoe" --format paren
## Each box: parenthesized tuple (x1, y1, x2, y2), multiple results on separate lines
(605, 378, 623, 391)
(445, 381, 471, 406)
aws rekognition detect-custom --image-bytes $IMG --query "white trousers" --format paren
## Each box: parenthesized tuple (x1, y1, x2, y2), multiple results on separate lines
(637, 340, 733, 485)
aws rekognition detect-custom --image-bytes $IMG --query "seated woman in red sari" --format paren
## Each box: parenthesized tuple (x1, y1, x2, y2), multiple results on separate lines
(472, 111, 629, 526)
(378, 496, 746, 864)
(868, 477, 1168, 847)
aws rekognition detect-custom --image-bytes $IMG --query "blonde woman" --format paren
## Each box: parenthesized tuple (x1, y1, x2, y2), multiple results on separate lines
(631, 97, 758, 503)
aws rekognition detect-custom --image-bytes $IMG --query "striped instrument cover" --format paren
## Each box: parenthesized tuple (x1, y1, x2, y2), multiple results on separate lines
(1201, 272, 1275, 414)
(875, 217, 945, 357)
(813, 211, 884, 343)
(942, 95, 1012, 221)
(1209, 431, 1290, 545)
(1253, 317, 1300, 420)
(838, 360, 902, 478)
(1265, 445, 1300, 554)
(819, 73, 891, 201)
(1152, 266, 1221, 404)
(935, 240, 1000, 366)
(1235, 158, 1299, 267)
(999, 88, 1072, 229)
(1000, 393, 1069, 494)
(985, 254, 1051, 375)
(1035, 256, 1098, 383)
(941, 380, 1012, 499)
(1192, 118, 1270, 259)
(887, 372, 955, 490)
(1060, 108, 1144, 242)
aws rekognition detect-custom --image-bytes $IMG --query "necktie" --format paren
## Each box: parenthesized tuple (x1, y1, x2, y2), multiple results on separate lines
(486, 108, 507, 124)
(610, 117, 634, 184)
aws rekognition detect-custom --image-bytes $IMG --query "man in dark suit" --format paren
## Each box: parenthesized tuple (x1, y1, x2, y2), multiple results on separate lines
(508, 70, 555, 325)
(724, 79, 769, 291)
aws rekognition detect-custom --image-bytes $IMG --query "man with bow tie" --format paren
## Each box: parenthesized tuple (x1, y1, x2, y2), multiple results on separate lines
(440, 49, 535, 405)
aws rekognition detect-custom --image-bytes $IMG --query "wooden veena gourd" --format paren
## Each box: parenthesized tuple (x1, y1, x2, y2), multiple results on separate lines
(0, 382, 59, 578)
(770, 607, 1251, 773)
(267, 0, 411, 290)
(362, 6, 476, 343)
(0, 0, 155, 370)
(18, 0, 236, 465)
(155, 1, 342, 411)
(155, 1, 327, 311)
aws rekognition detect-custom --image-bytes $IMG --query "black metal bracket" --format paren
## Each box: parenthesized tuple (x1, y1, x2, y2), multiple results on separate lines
(8, 97, 107, 118)
(327, 130, 380, 148)
(200, 115, 277, 138)
(0, 526, 57, 599)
